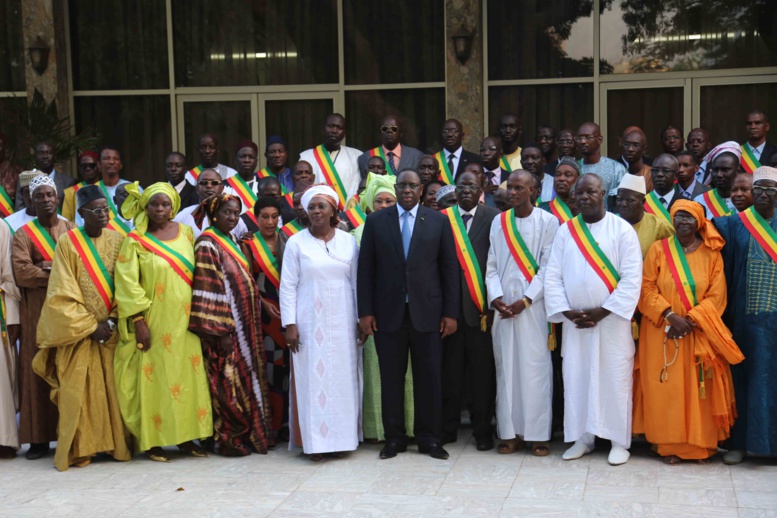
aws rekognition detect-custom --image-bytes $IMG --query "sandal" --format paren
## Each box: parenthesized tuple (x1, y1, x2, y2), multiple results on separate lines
(532, 442, 551, 457)
(178, 441, 209, 458)
(309, 453, 325, 462)
(662, 455, 682, 465)
(329, 451, 347, 459)
(147, 447, 171, 463)
(696, 457, 711, 465)
(497, 437, 525, 455)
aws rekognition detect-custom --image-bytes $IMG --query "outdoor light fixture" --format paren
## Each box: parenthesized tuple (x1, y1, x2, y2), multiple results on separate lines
(28, 36, 50, 75)
(451, 27, 474, 64)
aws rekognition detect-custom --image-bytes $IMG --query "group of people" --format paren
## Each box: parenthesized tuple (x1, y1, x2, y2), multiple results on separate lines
(0, 108, 775, 471)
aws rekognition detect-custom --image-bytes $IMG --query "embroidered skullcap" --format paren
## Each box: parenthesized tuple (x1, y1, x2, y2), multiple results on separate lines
(617, 173, 646, 195)
(435, 184, 456, 203)
(235, 140, 258, 154)
(556, 156, 581, 175)
(76, 185, 106, 207)
(29, 174, 56, 196)
(704, 141, 742, 164)
(753, 166, 777, 183)
(266, 135, 287, 151)
(301, 184, 339, 212)
(19, 170, 42, 188)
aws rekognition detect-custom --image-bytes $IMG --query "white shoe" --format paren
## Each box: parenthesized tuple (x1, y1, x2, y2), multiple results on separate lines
(722, 449, 746, 465)
(562, 441, 593, 461)
(608, 445, 630, 465)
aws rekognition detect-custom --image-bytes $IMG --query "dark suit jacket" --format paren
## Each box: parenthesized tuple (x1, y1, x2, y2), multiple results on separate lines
(178, 181, 200, 209)
(654, 186, 682, 211)
(687, 181, 710, 200)
(455, 205, 500, 327)
(453, 149, 483, 181)
(357, 204, 460, 333)
(357, 144, 425, 178)
(759, 142, 777, 167)
(15, 169, 76, 210)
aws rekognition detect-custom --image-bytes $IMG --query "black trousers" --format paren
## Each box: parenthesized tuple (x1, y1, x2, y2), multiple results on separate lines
(442, 321, 496, 442)
(374, 306, 442, 447)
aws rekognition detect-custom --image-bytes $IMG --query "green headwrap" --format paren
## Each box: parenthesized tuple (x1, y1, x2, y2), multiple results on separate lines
(121, 181, 181, 234)
(359, 173, 397, 213)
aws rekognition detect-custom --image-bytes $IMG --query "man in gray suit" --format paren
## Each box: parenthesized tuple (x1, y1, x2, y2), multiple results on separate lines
(358, 115, 424, 178)
(15, 142, 76, 210)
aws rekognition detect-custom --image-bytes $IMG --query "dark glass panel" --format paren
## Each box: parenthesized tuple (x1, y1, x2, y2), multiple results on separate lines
(264, 99, 333, 163)
(700, 83, 777, 147)
(0, 0, 25, 91)
(606, 87, 684, 158)
(183, 101, 252, 168)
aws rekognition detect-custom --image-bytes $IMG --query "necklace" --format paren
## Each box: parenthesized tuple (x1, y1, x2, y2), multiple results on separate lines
(682, 238, 701, 253)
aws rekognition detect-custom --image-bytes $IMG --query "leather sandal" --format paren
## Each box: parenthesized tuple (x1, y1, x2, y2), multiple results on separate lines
(532, 442, 551, 457)
(497, 437, 525, 454)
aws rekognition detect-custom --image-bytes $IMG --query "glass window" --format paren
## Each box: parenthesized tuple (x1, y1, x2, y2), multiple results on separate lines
(69, 0, 168, 90)
(172, 0, 338, 87)
(182, 100, 252, 169)
(265, 99, 333, 163)
(343, 0, 444, 85)
(487, 0, 594, 80)
(344, 88, 445, 154)
(600, 2, 777, 74)
(606, 87, 684, 159)
(74, 96, 172, 187)
(0, 0, 25, 91)
(488, 84, 594, 148)
(700, 83, 777, 148)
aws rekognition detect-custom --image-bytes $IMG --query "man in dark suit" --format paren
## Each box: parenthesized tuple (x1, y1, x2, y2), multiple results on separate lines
(358, 115, 424, 177)
(743, 110, 777, 169)
(441, 170, 499, 450)
(676, 151, 710, 200)
(478, 137, 509, 207)
(15, 141, 76, 210)
(649, 153, 682, 211)
(437, 119, 481, 181)
(358, 168, 461, 460)
(166, 152, 200, 209)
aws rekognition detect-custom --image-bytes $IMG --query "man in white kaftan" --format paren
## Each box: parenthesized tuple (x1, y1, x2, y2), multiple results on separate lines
(0, 220, 20, 456)
(299, 114, 362, 201)
(544, 173, 642, 465)
(486, 170, 559, 451)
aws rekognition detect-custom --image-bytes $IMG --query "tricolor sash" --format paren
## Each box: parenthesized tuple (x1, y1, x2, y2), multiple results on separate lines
(97, 181, 119, 219)
(71, 181, 88, 194)
(344, 205, 366, 229)
(368, 147, 393, 175)
(740, 144, 761, 174)
(701, 189, 732, 217)
(106, 218, 130, 237)
(549, 197, 572, 223)
(444, 208, 486, 313)
(501, 209, 539, 284)
(256, 167, 294, 206)
(128, 230, 194, 286)
(246, 232, 281, 289)
(281, 220, 304, 238)
(21, 219, 57, 261)
(435, 151, 454, 185)
(201, 227, 250, 273)
(739, 206, 777, 263)
(644, 191, 671, 223)
(312, 145, 348, 209)
(662, 236, 698, 312)
(567, 215, 620, 293)
(68, 228, 115, 312)
(188, 165, 204, 182)
(0, 185, 14, 218)
(225, 174, 258, 212)
(500, 156, 512, 173)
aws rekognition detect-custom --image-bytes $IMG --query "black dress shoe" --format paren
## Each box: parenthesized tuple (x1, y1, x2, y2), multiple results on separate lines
(25, 443, 49, 460)
(476, 439, 495, 451)
(379, 441, 407, 460)
(441, 434, 457, 445)
(419, 443, 449, 460)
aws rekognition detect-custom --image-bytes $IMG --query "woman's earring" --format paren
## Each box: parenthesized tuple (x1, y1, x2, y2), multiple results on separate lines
(213, 217, 218, 222)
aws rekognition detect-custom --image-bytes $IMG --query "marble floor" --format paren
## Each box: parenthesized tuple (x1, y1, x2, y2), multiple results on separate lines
(2, 430, 777, 517)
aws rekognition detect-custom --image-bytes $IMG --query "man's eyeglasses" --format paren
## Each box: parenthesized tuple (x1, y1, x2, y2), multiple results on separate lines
(479, 146, 498, 153)
(622, 142, 642, 150)
(380, 125, 399, 134)
(557, 139, 574, 145)
(198, 180, 221, 187)
(651, 167, 676, 175)
(418, 164, 438, 170)
(752, 186, 777, 196)
(442, 129, 461, 135)
(455, 185, 479, 192)
(79, 163, 97, 169)
(396, 182, 421, 190)
(81, 207, 112, 216)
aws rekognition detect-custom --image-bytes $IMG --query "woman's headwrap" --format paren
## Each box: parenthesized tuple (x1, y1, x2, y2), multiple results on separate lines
(122, 181, 180, 234)
(359, 172, 396, 213)
(704, 141, 742, 165)
(669, 199, 725, 251)
(301, 184, 339, 227)
(203, 193, 242, 222)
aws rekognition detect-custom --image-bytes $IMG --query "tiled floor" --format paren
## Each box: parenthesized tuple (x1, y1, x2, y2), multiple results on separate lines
(2, 430, 777, 517)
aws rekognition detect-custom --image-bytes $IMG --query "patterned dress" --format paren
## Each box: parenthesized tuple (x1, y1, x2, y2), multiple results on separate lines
(189, 232, 272, 454)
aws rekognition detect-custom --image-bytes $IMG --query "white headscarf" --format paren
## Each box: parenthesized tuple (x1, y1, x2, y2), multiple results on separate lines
(301, 184, 339, 212)
(704, 141, 742, 164)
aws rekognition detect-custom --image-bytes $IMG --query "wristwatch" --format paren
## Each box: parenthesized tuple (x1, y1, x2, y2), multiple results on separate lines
(107, 319, 117, 332)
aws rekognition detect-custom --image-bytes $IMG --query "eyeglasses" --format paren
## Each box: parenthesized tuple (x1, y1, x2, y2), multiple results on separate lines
(81, 207, 112, 216)
(198, 180, 221, 186)
(479, 146, 498, 153)
(79, 163, 97, 169)
(622, 142, 642, 149)
(455, 185, 479, 192)
(442, 129, 461, 135)
(396, 182, 421, 190)
(380, 125, 399, 133)
(574, 135, 598, 142)
(536, 136, 554, 142)
(752, 186, 777, 196)
(557, 139, 574, 145)
(651, 167, 676, 175)
(418, 164, 438, 170)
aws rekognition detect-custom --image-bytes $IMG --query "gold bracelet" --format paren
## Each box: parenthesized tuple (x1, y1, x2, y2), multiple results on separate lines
(131, 315, 144, 323)
(522, 297, 532, 308)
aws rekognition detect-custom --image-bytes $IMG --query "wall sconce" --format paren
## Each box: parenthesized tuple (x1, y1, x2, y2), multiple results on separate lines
(451, 27, 474, 64)
(28, 36, 50, 75)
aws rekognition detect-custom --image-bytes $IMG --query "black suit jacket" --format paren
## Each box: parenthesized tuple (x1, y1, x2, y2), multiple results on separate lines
(759, 142, 777, 167)
(455, 205, 500, 327)
(453, 149, 483, 181)
(357, 204, 460, 333)
(178, 182, 200, 209)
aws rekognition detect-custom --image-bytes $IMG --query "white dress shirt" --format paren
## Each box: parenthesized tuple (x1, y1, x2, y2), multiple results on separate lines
(444, 147, 463, 176)
(652, 188, 676, 208)
(458, 204, 478, 232)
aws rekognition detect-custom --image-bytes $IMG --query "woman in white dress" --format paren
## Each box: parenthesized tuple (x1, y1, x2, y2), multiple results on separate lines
(280, 184, 361, 461)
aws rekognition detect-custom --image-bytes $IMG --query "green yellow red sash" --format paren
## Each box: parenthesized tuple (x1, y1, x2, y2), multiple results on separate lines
(21, 219, 57, 261)
(549, 197, 572, 224)
(68, 228, 115, 312)
(368, 147, 393, 175)
(500, 156, 512, 173)
(435, 151, 454, 185)
(644, 191, 671, 223)
(226, 174, 258, 212)
(567, 215, 620, 293)
(444, 208, 486, 313)
(739, 206, 777, 263)
(344, 205, 366, 229)
(256, 167, 294, 206)
(501, 209, 539, 283)
(662, 236, 698, 312)
(128, 230, 194, 287)
(106, 218, 130, 237)
(71, 181, 88, 193)
(740, 144, 761, 174)
(187, 164, 204, 182)
(97, 181, 119, 219)
(246, 232, 280, 289)
(281, 220, 304, 238)
(312, 145, 348, 209)
(702, 189, 732, 218)
(201, 227, 250, 273)
(0, 185, 14, 218)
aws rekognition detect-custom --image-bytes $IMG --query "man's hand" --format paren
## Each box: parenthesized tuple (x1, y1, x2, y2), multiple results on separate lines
(134, 319, 151, 351)
(440, 317, 457, 338)
(91, 321, 113, 343)
(491, 297, 513, 318)
(359, 316, 377, 338)
(285, 324, 300, 353)
(666, 313, 694, 339)
(563, 310, 587, 327)
(576, 308, 611, 328)
(40, 261, 53, 271)
(505, 298, 529, 317)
